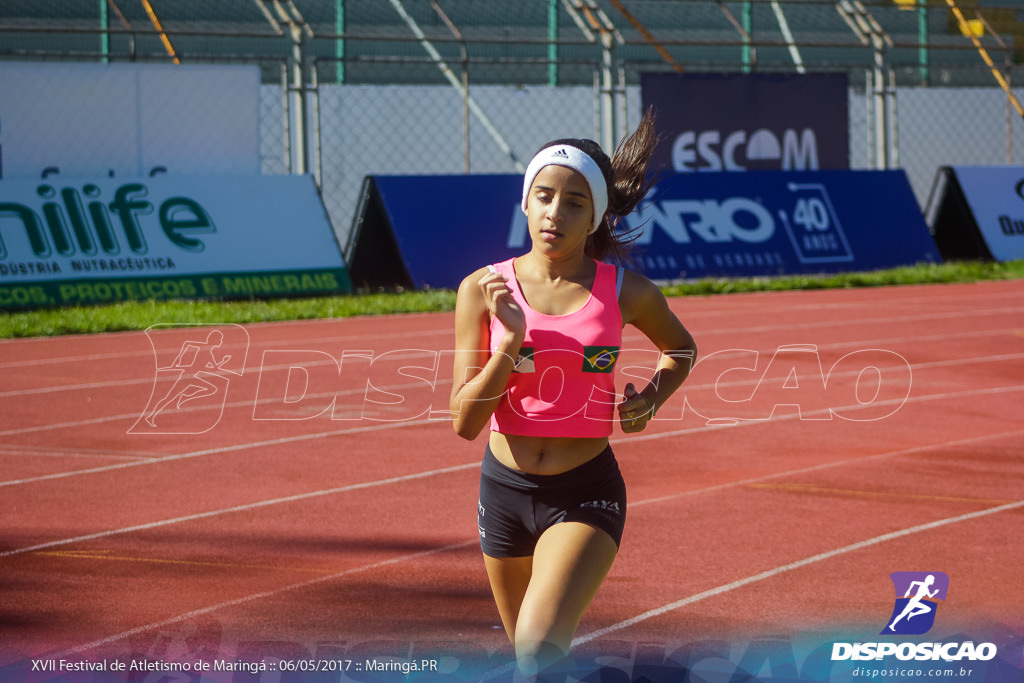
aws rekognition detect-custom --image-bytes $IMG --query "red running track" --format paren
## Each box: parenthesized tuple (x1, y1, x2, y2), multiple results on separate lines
(1, 281, 1022, 677)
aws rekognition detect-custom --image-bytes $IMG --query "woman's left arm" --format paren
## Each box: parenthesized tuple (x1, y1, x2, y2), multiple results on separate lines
(617, 270, 698, 432)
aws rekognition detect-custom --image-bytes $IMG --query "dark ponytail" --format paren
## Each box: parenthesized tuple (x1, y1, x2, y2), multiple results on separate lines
(536, 108, 660, 264)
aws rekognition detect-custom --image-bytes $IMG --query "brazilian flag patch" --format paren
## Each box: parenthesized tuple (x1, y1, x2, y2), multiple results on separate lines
(582, 346, 619, 373)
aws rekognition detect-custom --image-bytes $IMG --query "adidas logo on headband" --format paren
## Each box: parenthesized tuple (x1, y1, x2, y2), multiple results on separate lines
(521, 143, 609, 234)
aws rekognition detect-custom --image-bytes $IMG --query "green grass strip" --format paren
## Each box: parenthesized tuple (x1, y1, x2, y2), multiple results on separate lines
(2, 260, 1021, 339)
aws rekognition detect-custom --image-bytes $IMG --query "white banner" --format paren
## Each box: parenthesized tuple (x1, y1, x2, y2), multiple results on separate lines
(0, 62, 260, 180)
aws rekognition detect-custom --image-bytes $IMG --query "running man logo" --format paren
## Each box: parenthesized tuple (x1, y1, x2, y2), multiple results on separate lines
(130, 323, 249, 434)
(882, 572, 949, 635)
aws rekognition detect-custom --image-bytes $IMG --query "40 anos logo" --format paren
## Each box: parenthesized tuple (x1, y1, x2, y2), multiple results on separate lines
(831, 572, 998, 663)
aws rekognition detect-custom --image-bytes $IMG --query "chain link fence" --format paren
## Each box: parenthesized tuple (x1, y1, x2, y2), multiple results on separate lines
(3, 0, 1022, 251)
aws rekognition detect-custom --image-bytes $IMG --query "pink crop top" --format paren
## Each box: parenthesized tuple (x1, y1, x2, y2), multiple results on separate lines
(489, 257, 623, 438)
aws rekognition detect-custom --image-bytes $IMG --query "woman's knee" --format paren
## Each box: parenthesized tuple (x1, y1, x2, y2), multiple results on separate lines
(514, 637, 570, 678)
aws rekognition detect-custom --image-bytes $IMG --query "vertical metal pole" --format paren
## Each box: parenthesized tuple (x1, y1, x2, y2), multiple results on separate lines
(719, 1, 755, 73)
(742, 1, 752, 73)
(1003, 71, 1014, 163)
(1007, 60, 1013, 163)
(99, 0, 109, 63)
(865, 71, 874, 170)
(836, 0, 893, 168)
(290, 26, 307, 174)
(311, 58, 322, 187)
(873, 43, 888, 169)
(463, 62, 470, 173)
(917, 0, 928, 85)
(619, 65, 627, 141)
(889, 69, 899, 168)
(600, 31, 616, 153)
(548, 0, 558, 86)
(335, 0, 345, 84)
(281, 63, 291, 173)
(459, 41, 469, 173)
(269, 1, 314, 175)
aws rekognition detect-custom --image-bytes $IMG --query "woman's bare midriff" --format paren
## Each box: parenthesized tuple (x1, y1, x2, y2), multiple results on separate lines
(488, 431, 609, 475)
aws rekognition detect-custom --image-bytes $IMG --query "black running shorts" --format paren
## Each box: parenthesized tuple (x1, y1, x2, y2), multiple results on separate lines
(477, 444, 627, 558)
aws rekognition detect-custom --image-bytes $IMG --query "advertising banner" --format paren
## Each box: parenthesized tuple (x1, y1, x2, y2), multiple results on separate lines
(620, 169, 940, 280)
(939, 166, 1024, 262)
(346, 174, 522, 290)
(641, 72, 849, 173)
(0, 175, 350, 308)
(348, 170, 939, 290)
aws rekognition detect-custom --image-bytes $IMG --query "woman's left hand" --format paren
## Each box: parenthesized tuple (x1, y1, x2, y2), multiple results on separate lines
(617, 383, 654, 433)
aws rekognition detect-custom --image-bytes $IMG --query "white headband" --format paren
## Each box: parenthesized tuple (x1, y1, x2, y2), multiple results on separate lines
(521, 145, 608, 234)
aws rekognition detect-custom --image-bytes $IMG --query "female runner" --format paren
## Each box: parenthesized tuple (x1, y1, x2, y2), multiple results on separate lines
(450, 111, 697, 678)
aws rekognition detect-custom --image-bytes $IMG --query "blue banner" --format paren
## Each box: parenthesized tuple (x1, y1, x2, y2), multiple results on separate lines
(942, 166, 1024, 261)
(621, 170, 941, 279)
(641, 72, 849, 172)
(364, 174, 522, 290)
(358, 170, 940, 289)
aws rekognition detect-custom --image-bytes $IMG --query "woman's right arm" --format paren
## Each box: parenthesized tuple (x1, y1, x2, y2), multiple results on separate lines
(450, 267, 525, 440)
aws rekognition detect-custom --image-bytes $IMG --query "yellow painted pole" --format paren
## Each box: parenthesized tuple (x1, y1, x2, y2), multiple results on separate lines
(139, 0, 180, 64)
(606, 0, 684, 73)
(944, 0, 1022, 118)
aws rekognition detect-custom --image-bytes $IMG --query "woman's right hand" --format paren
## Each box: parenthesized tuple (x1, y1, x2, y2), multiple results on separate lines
(450, 266, 526, 440)
(479, 266, 526, 338)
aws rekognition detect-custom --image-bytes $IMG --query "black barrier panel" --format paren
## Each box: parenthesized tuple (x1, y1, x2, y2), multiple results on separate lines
(345, 176, 415, 290)
(925, 165, 1024, 262)
(926, 167, 993, 260)
(346, 174, 523, 291)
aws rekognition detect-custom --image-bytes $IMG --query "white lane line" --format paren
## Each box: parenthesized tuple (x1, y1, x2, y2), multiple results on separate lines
(3, 379, 1022, 490)
(0, 348, 445, 399)
(0, 325, 454, 370)
(0, 418, 440, 488)
(56, 538, 479, 658)
(684, 305, 1024, 338)
(1, 332, 1019, 438)
(6, 423, 1020, 571)
(0, 462, 478, 559)
(35, 429, 1024, 657)
(0, 445, 159, 462)
(625, 429, 1024, 509)
(7, 303, 1023, 394)
(2, 303, 1020, 395)
(573, 499, 1024, 647)
(614, 384, 1024, 446)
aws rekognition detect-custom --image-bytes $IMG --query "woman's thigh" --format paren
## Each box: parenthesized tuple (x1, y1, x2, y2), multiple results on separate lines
(483, 553, 533, 644)
(515, 522, 618, 652)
